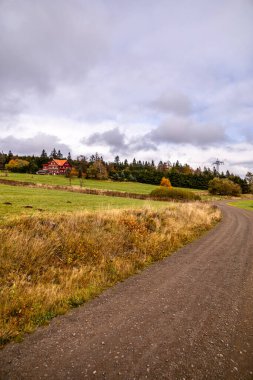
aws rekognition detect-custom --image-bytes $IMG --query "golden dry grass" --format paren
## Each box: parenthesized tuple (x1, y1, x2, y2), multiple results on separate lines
(0, 203, 221, 346)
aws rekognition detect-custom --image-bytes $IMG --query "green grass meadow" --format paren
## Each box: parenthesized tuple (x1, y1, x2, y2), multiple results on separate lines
(0, 172, 158, 194)
(229, 200, 253, 211)
(0, 172, 208, 196)
(0, 184, 169, 223)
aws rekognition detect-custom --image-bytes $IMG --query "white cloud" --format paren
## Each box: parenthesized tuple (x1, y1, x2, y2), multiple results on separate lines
(0, 0, 252, 175)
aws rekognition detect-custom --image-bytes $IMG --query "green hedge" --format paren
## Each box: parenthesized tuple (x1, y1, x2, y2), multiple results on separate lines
(208, 178, 241, 196)
(150, 187, 201, 201)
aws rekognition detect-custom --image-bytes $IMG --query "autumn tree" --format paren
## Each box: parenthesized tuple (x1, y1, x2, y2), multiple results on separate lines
(6, 159, 30, 172)
(87, 160, 108, 179)
(65, 167, 77, 185)
(160, 177, 172, 188)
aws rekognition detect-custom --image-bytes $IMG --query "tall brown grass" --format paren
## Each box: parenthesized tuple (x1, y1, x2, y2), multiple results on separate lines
(0, 203, 221, 346)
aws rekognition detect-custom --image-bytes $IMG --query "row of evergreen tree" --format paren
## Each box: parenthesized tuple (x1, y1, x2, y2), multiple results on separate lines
(0, 149, 251, 193)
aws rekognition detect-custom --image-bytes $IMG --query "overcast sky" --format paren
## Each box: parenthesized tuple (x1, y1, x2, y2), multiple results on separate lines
(1, 0, 253, 175)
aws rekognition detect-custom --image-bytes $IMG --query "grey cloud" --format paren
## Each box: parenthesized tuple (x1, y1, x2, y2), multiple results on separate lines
(147, 117, 227, 146)
(0, 133, 71, 156)
(130, 139, 158, 152)
(0, 95, 25, 117)
(83, 127, 127, 154)
(0, 0, 252, 175)
(0, 0, 110, 96)
(83, 127, 158, 154)
(151, 93, 192, 116)
(225, 144, 251, 153)
(230, 158, 253, 167)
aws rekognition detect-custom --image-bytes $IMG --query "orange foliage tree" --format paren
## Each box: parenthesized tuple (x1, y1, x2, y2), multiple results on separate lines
(160, 177, 172, 188)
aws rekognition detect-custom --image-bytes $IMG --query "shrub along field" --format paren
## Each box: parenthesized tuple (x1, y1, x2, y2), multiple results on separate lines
(150, 186, 201, 201)
(0, 203, 221, 346)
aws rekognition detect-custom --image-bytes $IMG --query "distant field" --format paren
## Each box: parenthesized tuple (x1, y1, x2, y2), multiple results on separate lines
(229, 200, 253, 211)
(0, 173, 158, 194)
(0, 184, 168, 222)
(0, 172, 207, 196)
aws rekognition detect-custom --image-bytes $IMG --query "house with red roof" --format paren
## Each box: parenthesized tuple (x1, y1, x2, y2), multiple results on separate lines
(42, 159, 72, 175)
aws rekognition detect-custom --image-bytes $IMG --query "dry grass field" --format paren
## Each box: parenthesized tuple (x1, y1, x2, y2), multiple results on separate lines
(0, 203, 221, 346)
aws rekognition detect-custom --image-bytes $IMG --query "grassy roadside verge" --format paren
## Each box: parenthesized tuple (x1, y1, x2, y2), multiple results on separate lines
(228, 200, 253, 211)
(0, 203, 221, 346)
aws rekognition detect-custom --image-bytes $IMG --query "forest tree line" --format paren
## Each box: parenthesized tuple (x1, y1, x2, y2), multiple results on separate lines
(0, 148, 252, 193)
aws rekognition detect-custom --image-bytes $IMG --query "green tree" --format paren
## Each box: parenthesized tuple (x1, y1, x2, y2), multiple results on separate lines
(0, 152, 7, 170)
(245, 172, 253, 193)
(50, 148, 57, 159)
(208, 178, 241, 196)
(67, 152, 72, 162)
(7, 150, 13, 163)
(41, 149, 47, 158)
(57, 150, 63, 159)
(28, 160, 38, 174)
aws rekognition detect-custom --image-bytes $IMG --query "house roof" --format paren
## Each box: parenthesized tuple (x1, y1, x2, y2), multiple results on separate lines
(53, 159, 68, 166)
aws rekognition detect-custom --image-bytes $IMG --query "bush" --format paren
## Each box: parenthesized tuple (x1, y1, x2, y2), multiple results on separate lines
(208, 178, 241, 196)
(150, 187, 201, 201)
(5, 159, 30, 173)
(160, 177, 172, 188)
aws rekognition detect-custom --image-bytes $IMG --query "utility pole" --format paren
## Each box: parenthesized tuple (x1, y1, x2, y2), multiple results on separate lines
(212, 159, 224, 173)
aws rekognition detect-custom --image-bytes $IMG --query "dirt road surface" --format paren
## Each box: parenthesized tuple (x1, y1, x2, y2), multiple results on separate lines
(1, 202, 253, 380)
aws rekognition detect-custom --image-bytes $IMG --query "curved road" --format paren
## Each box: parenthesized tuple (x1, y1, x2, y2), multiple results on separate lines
(1, 203, 253, 379)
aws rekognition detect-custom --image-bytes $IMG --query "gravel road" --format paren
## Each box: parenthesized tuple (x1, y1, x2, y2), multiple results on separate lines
(1, 202, 253, 380)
